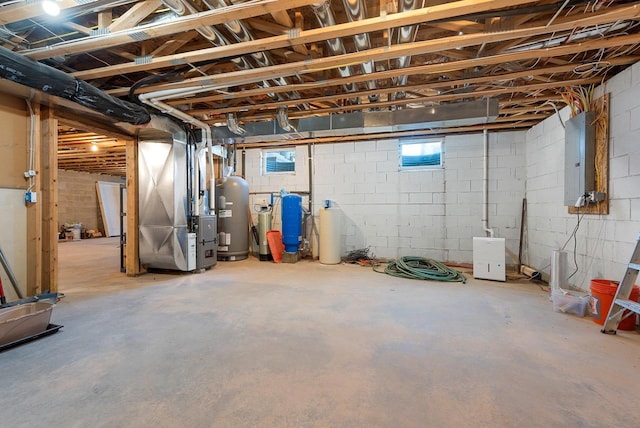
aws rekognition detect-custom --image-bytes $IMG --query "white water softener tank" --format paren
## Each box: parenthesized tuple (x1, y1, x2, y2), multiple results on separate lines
(215, 176, 249, 261)
(319, 205, 341, 264)
(257, 209, 272, 261)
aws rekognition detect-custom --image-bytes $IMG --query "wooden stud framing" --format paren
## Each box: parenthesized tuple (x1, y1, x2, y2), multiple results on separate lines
(125, 138, 144, 276)
(40, 107, 58, 293)
(26, 101, 42, 296)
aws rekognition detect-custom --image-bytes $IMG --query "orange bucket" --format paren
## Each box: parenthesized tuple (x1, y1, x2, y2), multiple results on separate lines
(590, 279, 639, 330)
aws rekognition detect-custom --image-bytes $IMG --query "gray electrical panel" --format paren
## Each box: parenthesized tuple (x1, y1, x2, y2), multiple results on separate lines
(195, 215, 217, 270)
(564, 111, 596, 206)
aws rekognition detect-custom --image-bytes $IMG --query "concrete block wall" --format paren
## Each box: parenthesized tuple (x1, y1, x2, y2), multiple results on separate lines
(58, 170, 124, 234)
(240, 131, 526, 263)
(525, 63, 640, 291)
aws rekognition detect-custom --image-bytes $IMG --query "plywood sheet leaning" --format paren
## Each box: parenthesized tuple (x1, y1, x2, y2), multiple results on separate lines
(96, 181, 125, 237)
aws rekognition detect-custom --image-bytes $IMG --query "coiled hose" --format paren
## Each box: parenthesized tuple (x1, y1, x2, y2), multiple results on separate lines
(374, 256, 466, 283)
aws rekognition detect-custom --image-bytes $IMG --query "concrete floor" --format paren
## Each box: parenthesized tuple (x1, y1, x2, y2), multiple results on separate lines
(1, 237, 639, 427)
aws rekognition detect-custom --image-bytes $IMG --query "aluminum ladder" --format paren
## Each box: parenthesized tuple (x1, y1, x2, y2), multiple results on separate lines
(601, 235, 640, 334)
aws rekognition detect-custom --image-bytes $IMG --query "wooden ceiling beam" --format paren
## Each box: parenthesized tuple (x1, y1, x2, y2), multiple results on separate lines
(23, 0, 324, 61)
(108, 0, 163, 33)
(63, 22, 93, 36)
(189, 68, 584, 115)
(150, 33, 198, 57)
(69, 0, 543, 79)
(118, 6, 640, 93)
(244, 17, 290, 35)
(166, 52, 638, 107)
(202, 77, 600, 120)
(428, 20, 483, 33)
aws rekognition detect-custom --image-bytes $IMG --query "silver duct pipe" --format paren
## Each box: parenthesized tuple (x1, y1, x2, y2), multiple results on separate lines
(203, 0, 293, 100)
(212, 98, 499, 143)
(391, 0, 425, 101)
(226, 112, 246, 136)
(311, 1, 359, 100)
(161, 0, 281, 99)
(277, 107, 294, 132)
(342, 0, 379, 103)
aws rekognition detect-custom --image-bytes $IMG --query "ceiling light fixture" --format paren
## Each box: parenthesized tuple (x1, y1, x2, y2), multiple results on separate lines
(91, 141, 99, 152)
(41, 0, 60, 17)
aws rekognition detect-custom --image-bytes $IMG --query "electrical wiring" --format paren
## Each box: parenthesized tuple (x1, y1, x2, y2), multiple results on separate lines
(374, 256, 466, 283)
(561, 200, 591, 283)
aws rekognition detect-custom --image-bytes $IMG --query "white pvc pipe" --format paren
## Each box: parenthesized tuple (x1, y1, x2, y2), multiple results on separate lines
(482, 129, 494, 238)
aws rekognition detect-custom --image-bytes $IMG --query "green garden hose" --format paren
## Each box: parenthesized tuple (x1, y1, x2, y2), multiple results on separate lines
(374, 256, 466, 283)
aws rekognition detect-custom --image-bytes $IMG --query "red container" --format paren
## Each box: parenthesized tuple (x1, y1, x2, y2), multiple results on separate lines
(590, 279, 639, 330)
(266, 230, 284, 263)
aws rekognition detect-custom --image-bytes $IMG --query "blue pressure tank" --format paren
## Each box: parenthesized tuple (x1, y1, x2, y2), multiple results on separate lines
(281, 194, 302, 253)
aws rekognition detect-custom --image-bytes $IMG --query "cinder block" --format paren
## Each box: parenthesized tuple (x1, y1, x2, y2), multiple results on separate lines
(605, 68, 632, 97)
(377, 139, 399, 151)
(355, 141, 376, 153)
(610, 111, 631, 135)
(365, 151, 388, 162)
(355, 162, 377, 173)
(334, 163, 355, 176)
(408, 192, 433, 204)
(344, 152, 366, 163)
(376, 161, 397, 172)
(314, 145, 334, 155)
(364, 193, 386, 204)
(334, 143, 355, 153)
(446, 179, 471, 192)
(341, 193, 365, 204)
(610, 155, 629, 179)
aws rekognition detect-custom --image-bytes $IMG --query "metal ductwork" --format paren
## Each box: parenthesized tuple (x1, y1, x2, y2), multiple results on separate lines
(311, 1, 359, 99)
(0, 46, 150, 125)
(277, 107, 294, 132)
(161, 0, 283, 99)
(138, 115, 190, 271)
(342, 0, 379, 103)
(212, 98, 499, 143)
(391, 0, 425, 101)
(226, 112, 246, 135)
(203, 0, 301, 102)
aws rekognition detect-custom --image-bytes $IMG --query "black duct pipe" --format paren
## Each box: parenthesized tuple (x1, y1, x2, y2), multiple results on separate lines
(0, 46, 150, 125)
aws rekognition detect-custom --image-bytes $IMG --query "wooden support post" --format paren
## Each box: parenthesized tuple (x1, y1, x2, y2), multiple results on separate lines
(125, 138, 144, 276)
(98, 10, 112, 29)
(26, 102, 42, 296)
(40, 107, 58, 292)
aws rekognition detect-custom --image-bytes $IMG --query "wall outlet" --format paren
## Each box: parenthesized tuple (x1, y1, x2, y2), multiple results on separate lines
(588, 191, 605, 202)
(25, 191, 37, 203)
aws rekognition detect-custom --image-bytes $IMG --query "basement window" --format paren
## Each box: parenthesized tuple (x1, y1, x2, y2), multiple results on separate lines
(263, 149, 295, 174)
(399, 139, 443, 170)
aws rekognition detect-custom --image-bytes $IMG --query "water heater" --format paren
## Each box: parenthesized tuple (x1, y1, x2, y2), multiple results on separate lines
(215, 176, 249, 261)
